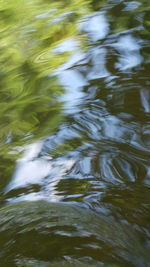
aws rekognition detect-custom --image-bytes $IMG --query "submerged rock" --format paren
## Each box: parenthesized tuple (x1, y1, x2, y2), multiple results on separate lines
(0, 201, 149, 266)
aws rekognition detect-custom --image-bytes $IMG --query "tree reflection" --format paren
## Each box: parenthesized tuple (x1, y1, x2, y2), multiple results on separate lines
(0, 0, 92, 157)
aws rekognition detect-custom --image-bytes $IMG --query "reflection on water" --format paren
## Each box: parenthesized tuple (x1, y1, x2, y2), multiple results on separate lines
(80, 12, 109, 42)
(114, 34, 143, 70)
(5, 141, 75, 203)
(0, 0, 150, 266)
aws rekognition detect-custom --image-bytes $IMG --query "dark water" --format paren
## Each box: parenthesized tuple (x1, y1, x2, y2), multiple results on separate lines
(0, 0, 150, 266)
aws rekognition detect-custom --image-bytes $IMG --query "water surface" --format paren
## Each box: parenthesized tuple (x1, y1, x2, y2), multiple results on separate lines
(0, 0, 150, 266)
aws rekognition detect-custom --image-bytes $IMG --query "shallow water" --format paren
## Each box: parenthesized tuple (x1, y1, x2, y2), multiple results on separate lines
(0, 0, 150, 266)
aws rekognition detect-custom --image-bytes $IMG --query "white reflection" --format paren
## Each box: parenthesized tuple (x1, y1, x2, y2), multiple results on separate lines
(50, 11, 74, 24)
(123, 1, 141, 11)
(60, 69, 87, 91)
(114, 35, 143, 70)
(144, 166, 150, 186)
(7, 192, 46, 203)
(5, 142, 75, 202)
(54, 51, 87, 73)
(5, 142, 50, 192)
(53, 38, 79, 53)
(140, 89, 150, 113)
(101, 116, 123, 139)
(18, 142, 43, 162)
(88, 47, 110, 80)
(100, 115, 137, 142)
(59, 69, 87, 113)
(80, 12, 109, 42)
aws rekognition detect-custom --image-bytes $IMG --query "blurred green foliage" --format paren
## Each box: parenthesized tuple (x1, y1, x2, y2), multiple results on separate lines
(0, 0, 91, 148)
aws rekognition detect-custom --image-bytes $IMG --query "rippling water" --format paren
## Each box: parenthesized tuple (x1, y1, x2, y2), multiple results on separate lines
(0, 0, 150, 266)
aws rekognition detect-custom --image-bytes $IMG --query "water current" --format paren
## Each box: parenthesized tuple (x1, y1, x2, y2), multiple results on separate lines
(0, 0, 150, 266)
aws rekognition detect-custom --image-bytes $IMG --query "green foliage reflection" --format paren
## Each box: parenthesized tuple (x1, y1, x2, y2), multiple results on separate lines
(0, 0, 91, 149)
